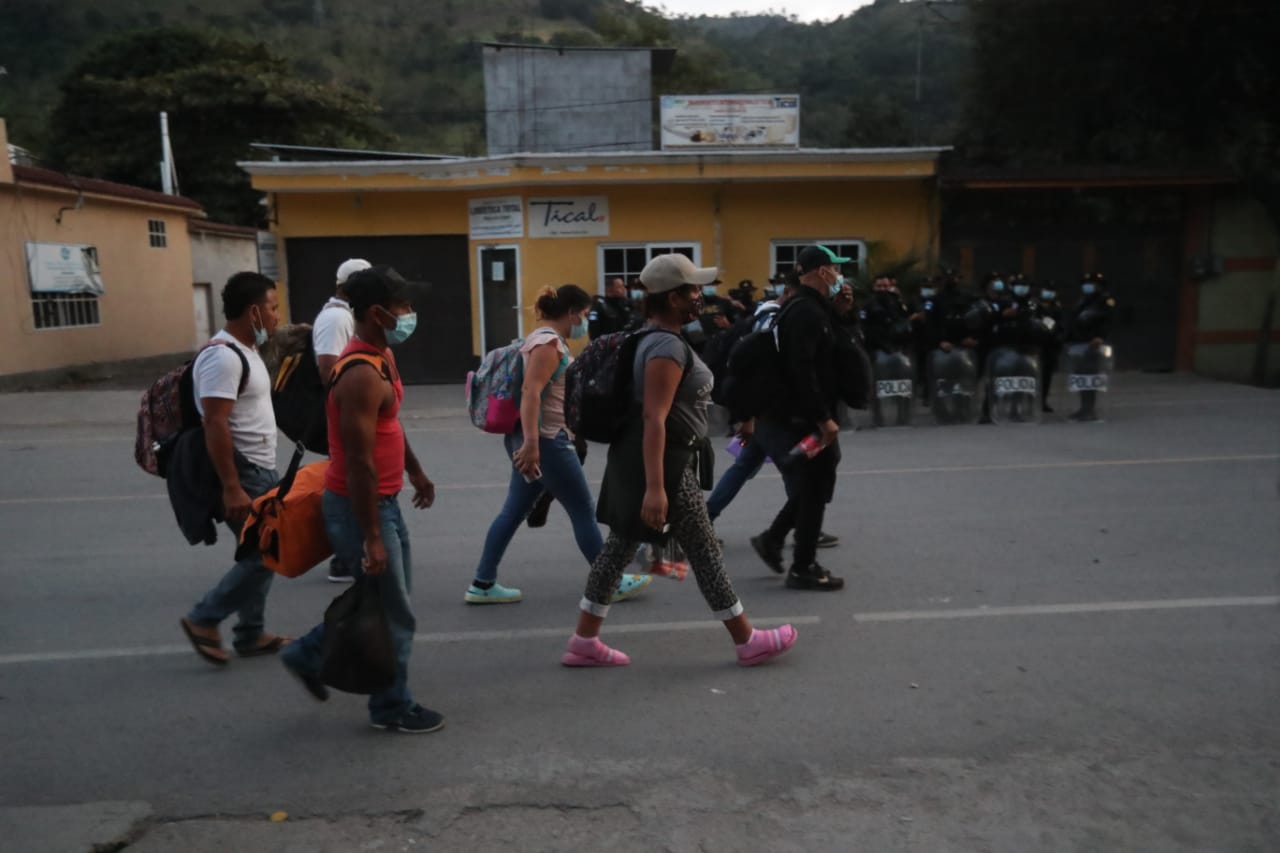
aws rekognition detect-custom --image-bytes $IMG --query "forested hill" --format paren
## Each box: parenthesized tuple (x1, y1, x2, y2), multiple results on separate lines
(0, 0, 971, 156)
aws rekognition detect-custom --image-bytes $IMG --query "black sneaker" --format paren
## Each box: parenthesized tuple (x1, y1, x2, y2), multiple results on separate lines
(371, 704, 446, 734)
(785, 564, 845, 591)
(815, 532, 839, 549)
(750, 533, 785, 574)
(281, 654, 329, 702)
(327, 560, 356, 584)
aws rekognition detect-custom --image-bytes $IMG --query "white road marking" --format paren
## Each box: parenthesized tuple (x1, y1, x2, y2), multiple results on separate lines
(2, 595, 1276, 666)
(854, 595, 1280, 623)
(1, 453, 1275, 506)
(0, 616, 820, 666)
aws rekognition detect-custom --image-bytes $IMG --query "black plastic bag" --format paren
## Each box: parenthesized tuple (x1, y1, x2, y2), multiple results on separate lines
(320, 576, 396, 694)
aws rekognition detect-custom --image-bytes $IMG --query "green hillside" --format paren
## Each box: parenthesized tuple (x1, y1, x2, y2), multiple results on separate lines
(0, 0, 970, 157)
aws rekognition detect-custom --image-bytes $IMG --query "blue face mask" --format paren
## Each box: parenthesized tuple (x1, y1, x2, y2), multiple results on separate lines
(1013, 285, 1030, 297)
(702, 285, 718, 298)
(629, 289, 644, 302)
(682, 320, 704, 336)
(1081, 283, 1097, 296)
(570, 317, 588, 339)
(385, 311, 417, 346)
(920, 288, 936, 298)
(252, 307, 269, 348)
(1041, 290, 1057, 301)
(829, 274, 847, 298)
(991, 280, 1006, 293)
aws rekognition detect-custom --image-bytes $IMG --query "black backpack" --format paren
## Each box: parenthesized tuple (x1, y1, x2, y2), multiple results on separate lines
(565, 328, 690, 443)
(705, 306, 778, 405)
(272, 335, 328, 455)
(718, 302, 798, 422)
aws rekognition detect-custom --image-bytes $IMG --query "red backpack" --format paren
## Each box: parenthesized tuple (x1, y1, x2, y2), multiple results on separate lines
(134, 340, 248, 477)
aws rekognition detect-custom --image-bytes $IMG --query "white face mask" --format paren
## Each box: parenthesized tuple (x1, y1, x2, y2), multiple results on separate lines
(829, 274, 847, 298)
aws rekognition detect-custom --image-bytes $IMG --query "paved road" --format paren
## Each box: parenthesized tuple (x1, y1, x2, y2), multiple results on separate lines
(0, 375, 1277, 851)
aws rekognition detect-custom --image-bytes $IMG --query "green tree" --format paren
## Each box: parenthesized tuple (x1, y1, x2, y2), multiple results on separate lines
(47, 28, 387, 225)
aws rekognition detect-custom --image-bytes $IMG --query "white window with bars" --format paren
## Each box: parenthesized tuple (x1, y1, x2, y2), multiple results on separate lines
(770, 240, 865, 280)
(148, 219, 167, 248)
(597, 242, 700, 293)
(31, 292, 101, 329)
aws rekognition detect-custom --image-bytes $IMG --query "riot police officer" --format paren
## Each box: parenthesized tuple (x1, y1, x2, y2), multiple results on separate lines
(1034, 284, 1065, 413)
(861, 276, 915, 426)
(995, 275, 1043, 421)
(972, 272, 1011, 423)
(910, 276, 940, 404)
(1066, 273, 1117, 421)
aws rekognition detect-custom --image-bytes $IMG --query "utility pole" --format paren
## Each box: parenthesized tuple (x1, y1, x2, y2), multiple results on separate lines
(159, 112, 179, 195)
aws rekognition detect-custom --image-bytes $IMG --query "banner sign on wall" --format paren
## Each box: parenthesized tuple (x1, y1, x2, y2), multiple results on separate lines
(469, 196, 525, 240)
(660, 95, 801, 150)
(25, 242, 105, 294)
(527, 196, 610, 239)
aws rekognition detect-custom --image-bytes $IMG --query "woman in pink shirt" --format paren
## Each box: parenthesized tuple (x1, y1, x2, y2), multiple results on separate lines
(466, 285, 651, 604)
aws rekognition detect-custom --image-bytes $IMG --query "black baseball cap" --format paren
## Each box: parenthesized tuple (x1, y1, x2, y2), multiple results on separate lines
(343, 265, 427, 316)
(796, 245, 851, 274)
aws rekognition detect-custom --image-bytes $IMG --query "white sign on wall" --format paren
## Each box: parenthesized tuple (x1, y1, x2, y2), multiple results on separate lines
(527, 196, 610, 239)
(469, 196, 525, 240)
(25, 242, 105, 294)
(256, 231, 280, 279)
(660, 95, 801, 150)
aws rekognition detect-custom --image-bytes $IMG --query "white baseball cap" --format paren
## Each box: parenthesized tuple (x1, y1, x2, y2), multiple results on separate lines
(639, 254, 719, 294)
(335, 258, 372, 286)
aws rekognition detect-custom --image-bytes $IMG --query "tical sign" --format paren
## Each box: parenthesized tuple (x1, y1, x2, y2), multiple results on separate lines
(469, 196, 525, 240)
(527, 196, 609, 239)
(25, 242, 105, 294)
(660, 95, 801, 150)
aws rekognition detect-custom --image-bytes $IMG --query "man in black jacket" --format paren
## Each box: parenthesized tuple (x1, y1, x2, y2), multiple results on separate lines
(587, 277, 634, 339)
(750, 245, 847, 591)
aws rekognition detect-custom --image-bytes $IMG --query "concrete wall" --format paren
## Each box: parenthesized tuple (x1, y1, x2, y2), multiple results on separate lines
(190, 228, 259, 289)
(1194, 194, 1280, 385)
(484, 47, 652, 155)
(0, 186, 197, 378)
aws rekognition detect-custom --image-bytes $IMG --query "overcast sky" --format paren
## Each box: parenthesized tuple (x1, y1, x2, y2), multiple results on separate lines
(649, 0, 876, 23)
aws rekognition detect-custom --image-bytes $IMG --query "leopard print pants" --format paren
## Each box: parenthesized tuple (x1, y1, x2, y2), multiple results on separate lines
(581, 464, 743, 621)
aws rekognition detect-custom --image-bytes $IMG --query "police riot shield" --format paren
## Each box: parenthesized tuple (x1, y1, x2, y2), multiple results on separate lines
(928, 347, 978, 425)
(1065, 343, 1114, 422)
(987, 347, 1041, 424)
(872, 350, 914, 427)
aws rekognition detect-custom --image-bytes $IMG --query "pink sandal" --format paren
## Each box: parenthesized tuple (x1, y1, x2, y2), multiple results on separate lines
(561, 634, 631, 667)
(736, 625, 798, 667)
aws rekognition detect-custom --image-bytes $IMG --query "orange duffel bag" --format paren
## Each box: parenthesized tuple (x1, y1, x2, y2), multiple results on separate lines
(237, 458, 332, 578)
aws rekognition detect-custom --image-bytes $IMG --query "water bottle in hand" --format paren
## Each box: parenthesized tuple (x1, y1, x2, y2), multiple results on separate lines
(787, 432, 824, 460)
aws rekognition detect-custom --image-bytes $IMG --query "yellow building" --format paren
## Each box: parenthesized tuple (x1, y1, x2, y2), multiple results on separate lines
(0, 119, 205, 383)
(244, 147, 948, 384)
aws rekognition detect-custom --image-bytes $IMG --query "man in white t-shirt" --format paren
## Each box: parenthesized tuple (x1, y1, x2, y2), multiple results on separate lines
(179, 271, 291, 666)
(313, 258, 370, 582)
(314, 258, 370, 378)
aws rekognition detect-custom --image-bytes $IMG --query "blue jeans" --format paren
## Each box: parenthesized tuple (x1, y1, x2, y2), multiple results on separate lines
(474, 430, 603, 583)
(188, 461, 279, 650)
(706, 438, 768, 521)
(284, 490, 416, 724)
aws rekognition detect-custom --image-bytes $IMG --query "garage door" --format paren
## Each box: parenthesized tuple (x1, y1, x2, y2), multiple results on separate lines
(283, 235, 474, 384)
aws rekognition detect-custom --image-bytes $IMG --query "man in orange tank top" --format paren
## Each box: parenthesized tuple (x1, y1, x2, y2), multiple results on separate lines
(281, 267, 444, 733)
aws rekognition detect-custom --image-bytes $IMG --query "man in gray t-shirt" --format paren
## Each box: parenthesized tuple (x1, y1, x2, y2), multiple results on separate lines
(633, 328, 714, 440)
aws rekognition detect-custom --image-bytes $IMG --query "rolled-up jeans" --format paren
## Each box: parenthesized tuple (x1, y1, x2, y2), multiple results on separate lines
(187, 460, 279, 651)
(284, 490, 416, 724)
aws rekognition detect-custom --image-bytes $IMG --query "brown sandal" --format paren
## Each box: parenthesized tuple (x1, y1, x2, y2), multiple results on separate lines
(180, 618, 229, 666)
(235, 634, 291, 658)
